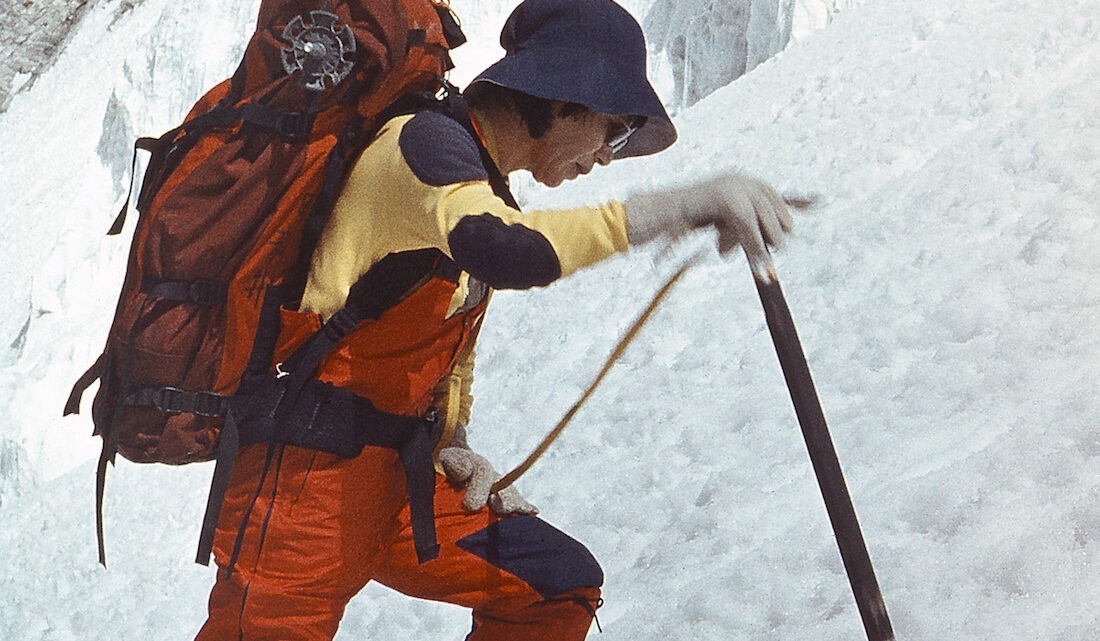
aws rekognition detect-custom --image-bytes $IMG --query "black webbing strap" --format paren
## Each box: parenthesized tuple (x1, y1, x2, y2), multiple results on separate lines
(438, 85, 520, 209)
(236, 103, 315, 140)
(195, 285, 285, 566)
(222, 439, 279, 575)
(109, 102, 314, 235)
(123, 386, 230, 418)
(94, 295, 163, 566)
(140, 276, 229, 306)
(109, 136, 163, 235)
(287, 119, 364, 303)
(195, 406, 240, 565)
(278, 251, 440, 394)
(401, 417, 443, 563)
(95, 439, 113, 565)
(64, 353, 105, 416)
(239, 285, 287, 394)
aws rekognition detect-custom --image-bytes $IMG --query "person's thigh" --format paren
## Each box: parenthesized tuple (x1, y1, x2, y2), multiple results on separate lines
(197, 444, 408, 641)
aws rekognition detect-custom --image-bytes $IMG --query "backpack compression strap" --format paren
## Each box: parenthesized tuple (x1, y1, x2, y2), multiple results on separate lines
(108, 103, 316, 236)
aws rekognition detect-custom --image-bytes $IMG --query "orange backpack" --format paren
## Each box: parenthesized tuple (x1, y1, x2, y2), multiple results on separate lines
(65, 0, 472, 565)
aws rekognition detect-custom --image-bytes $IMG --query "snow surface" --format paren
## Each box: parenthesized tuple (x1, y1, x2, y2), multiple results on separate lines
(1, 0, 1098, 639)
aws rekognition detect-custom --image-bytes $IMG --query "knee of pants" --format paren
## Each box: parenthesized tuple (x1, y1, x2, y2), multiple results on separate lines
(454, 514, 604, 600)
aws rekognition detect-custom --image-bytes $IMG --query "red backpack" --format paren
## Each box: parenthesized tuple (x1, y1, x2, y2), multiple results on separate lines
(65, 0, 472, 566)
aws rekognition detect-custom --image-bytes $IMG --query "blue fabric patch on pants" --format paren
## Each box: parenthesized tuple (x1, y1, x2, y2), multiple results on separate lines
(455, 515, 604, 598)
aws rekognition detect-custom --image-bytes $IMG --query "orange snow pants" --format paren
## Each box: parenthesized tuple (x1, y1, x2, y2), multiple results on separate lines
(194, 443, 603, 641)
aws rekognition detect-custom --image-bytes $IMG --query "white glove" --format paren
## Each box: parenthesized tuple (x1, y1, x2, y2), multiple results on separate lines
(437, 427, 538, 515)
(626, 174, 793, 257)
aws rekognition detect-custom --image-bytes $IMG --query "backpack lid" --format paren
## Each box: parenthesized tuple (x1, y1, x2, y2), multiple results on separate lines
(230, 0, 451, 111)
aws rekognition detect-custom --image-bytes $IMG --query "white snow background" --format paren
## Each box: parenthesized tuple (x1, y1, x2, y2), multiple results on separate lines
(1, 0, 1098, 639)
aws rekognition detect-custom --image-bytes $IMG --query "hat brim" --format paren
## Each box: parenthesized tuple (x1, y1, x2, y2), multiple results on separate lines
(469, 47, 677, 160)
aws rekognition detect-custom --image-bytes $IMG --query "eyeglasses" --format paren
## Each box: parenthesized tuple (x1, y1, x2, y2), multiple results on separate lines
(606, 116, 644, 154)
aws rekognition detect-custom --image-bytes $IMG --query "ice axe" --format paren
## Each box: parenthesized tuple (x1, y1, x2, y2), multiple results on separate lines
(745, 247, 895, 641)
(490, 192, 893, 638)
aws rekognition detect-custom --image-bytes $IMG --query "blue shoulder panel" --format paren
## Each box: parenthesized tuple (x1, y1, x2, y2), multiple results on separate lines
(398, 110, 490, 187)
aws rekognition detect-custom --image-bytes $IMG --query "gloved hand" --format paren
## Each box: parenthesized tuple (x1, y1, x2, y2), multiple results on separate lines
(626, 173, 793, 257)
(437, 426, 538, 515)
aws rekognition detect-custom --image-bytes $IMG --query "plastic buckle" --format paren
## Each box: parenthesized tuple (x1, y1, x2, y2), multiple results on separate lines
(324, 308, 359, 340)
(149, 387, 226, 417)
(152, 387, 187, 414)
(192, 391, 229, 418)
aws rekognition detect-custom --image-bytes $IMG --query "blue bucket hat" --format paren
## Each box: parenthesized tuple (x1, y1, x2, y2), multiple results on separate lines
(468, 0, 677, 159)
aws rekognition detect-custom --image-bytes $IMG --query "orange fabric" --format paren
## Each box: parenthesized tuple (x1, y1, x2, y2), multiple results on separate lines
(197, 444, 600, 641)
(215, 134, 334, 394)
(272, 272, 485, 417)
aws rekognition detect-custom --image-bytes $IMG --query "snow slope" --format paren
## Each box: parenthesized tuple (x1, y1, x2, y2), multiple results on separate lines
(1, 0, 1098, 639)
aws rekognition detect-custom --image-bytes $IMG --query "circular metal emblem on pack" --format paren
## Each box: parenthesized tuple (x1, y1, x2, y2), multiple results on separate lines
(280, 10, 356, 92)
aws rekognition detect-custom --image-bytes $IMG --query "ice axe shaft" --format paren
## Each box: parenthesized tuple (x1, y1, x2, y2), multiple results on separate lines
(747, 250, 895, 641)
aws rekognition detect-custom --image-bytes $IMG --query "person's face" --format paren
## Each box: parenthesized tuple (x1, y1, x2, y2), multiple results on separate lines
(526, 108, 636, 187)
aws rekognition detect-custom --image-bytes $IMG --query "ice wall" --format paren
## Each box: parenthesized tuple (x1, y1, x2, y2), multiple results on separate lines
(644, 0, 795, 110)
(644, 0, 870, 111)
(0, 0, 96, 111)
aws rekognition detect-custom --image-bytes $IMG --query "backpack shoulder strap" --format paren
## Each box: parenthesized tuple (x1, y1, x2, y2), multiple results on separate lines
(438, 84, 519, 209)
(375, 83, 520, 210)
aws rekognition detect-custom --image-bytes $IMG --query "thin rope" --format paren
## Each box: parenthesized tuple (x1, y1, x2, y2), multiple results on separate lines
(492, 250, 703, 493)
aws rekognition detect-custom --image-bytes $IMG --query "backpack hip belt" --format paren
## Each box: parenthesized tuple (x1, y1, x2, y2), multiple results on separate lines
(232, 375, 444, 564)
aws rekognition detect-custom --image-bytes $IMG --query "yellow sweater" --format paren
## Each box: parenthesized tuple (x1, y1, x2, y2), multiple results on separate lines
(300, 111, 629, 428)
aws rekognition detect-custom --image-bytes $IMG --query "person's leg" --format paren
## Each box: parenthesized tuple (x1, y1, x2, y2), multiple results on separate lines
(373, 476, 604, 641)
(196, 444, 408, 641)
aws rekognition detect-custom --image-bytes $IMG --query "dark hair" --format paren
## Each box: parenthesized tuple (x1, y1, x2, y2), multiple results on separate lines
(465, 83, 587, 139)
